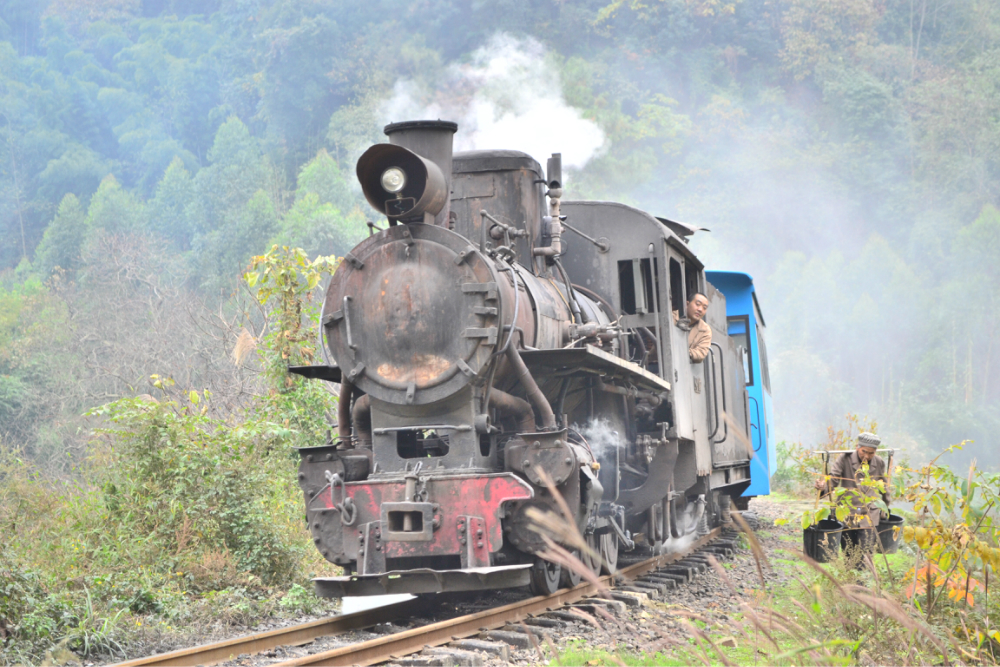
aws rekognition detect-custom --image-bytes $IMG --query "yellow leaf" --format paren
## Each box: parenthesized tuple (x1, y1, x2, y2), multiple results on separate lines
(246, 272, 259, 287)
(189, 390, 200, 405)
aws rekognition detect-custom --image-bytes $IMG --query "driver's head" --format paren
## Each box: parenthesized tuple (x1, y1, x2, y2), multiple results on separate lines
(687, 292, 709, 323)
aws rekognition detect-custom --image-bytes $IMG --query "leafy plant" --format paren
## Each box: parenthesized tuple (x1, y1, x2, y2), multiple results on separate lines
(896, 442, 1000, 631)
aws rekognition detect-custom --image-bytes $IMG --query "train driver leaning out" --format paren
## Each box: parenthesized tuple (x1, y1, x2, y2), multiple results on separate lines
(672, 292, 712, 362)
(815, 433, 892, 549)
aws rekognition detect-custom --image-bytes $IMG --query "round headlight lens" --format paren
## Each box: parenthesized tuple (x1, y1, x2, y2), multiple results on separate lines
(381, 167, 406, 194)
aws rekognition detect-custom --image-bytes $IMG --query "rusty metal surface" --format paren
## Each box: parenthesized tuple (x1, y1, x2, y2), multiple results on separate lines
(108, 598, 426, 667)
(306, 473, 533, 566)
(323, 223, 502, 406)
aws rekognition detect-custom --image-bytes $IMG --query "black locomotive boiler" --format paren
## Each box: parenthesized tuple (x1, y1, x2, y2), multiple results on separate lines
(291, 120, 763, 597)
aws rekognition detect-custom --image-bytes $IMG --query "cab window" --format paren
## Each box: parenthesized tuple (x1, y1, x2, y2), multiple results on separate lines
(756, 326, 771, 392)
(726, 315, 753, 386)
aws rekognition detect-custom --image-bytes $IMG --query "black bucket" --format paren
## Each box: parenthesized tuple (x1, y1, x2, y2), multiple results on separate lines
(842, 527, 877, 554)
(803, 519, 845, 562)
(877, 514, 904, 554)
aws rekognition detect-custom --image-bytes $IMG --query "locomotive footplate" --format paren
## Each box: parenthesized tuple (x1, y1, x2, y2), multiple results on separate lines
(519, 345, 671, 393)
(313, 564, 533, 597)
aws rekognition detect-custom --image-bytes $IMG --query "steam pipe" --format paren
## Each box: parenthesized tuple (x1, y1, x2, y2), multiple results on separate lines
(595, 378, 663, 406)
(554, 258, 586, 323)
(338, 377, 355, 445)
(506, 344, 556, 430)
(489, 388, 536, 433)
(352, 393, 372, 449)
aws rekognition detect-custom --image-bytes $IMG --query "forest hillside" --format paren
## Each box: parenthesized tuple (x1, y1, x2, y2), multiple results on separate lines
(1, 0, 999, 472)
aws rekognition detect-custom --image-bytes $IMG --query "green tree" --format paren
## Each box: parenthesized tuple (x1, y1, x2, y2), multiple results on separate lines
(84, 174, 147, 234)
(33, 193, 88, 276)
(149, 156, 195, 249)
(275, 192, 364, 259)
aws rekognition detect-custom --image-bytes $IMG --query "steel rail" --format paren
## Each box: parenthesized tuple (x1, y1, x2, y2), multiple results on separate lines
(109, 528, 723, 667)
(274, 528, 722, 667)
(109, 597, 426, 667)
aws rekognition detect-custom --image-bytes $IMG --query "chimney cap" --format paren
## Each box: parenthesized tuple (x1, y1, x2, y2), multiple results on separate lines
(384, 120, 458, 136)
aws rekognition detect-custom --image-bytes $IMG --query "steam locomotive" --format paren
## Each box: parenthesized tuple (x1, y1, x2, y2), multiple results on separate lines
(291, 120, 775, 597)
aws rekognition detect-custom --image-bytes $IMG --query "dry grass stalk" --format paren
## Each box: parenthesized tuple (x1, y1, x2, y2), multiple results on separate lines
(731, 511, 768, 587)
(231, 328, 257, 366)
(519, 621, 545, 662)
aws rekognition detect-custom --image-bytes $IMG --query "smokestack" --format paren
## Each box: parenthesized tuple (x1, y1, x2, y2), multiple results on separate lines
(383, 120, 458, 226)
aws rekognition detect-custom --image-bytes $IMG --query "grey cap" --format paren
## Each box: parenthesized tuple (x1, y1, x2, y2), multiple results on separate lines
(857, 432, 881, 447)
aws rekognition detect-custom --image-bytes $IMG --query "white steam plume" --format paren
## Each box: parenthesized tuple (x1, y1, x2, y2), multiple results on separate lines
(573, 417, 624, 461)
(381, 33, 605, 170)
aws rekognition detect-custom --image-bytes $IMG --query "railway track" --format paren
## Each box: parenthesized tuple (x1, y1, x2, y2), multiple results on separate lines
(112, 527, 736, 667)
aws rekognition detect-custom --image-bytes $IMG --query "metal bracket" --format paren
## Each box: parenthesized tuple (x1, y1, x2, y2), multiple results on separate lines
(399, 225, 414, 246)
(454, 247, 474, 265)
(458, 515, 490, 568)
(358, 521, 385, 575)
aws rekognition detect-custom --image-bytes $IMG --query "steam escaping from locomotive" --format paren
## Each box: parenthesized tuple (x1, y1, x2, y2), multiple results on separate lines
(381, 33, 605, 170)
(573, 418, 625, 461)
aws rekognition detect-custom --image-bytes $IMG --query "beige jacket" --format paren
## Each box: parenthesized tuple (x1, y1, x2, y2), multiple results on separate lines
(673, 311, 712, 362)
(823, 451, 891, 528)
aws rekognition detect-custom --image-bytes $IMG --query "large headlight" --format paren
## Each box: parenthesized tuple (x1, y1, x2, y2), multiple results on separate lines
(381, 167, 406, 193)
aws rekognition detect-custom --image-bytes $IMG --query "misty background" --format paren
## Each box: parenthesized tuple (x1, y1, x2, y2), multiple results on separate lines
(2, 0, 998, 470)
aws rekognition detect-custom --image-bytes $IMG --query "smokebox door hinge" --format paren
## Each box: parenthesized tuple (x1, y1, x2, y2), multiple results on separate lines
(462, 327, 498, 345)
(345, 253, 364, 270)
(462, 282, 499, 301)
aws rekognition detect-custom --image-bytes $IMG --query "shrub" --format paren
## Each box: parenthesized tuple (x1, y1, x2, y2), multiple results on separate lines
(87, 392, 304, 588)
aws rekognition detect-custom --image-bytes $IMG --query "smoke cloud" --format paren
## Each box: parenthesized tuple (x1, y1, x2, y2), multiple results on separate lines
(381, 33, 605, 170)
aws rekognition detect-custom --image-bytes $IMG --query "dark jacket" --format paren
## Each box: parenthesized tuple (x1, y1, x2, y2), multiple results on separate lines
(824, 451, 891, 527)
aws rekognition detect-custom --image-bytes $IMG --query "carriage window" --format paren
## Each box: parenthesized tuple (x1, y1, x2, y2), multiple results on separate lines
(757, 327, 771, 392)
(727, 316, 753, 386)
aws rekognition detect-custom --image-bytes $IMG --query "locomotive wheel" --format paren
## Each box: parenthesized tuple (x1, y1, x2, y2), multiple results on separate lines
(600, 532, 619, 575)
(529, 556, 562, 596)
(558, 549, 583, 588)
(583, 534, 602, 576)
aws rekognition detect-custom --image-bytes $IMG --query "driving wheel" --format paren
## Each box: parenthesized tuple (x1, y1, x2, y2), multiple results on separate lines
(559, 549, 584, 588)
(600, 532, 619, 575)
(529, 556, 562, 595)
